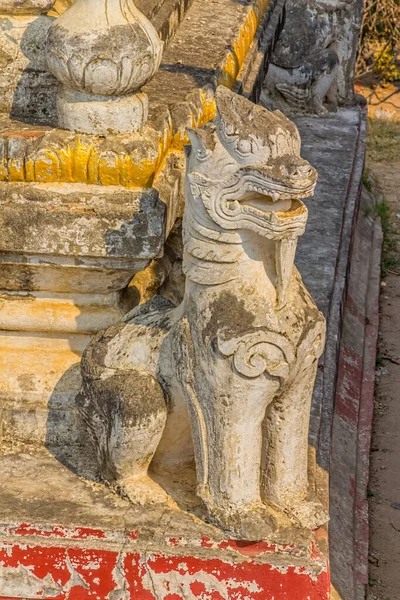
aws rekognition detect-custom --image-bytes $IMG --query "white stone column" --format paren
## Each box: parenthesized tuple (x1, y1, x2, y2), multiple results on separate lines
(46, 0, 163, 134)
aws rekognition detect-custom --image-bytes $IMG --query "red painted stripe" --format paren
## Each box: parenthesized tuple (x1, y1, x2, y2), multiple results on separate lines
(0, 540, 330, 599)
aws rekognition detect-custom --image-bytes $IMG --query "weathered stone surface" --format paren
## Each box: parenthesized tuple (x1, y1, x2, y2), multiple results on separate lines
(0, 9, 57, 124)
(0, 0, 192, 127)
(46, 0, 163, 97)
(262, 0, 363, 114)
(52, 0, 196, 44)
(0, 0, 280, 454)
(0, 0, 54, 13)
(80, 87, 328, 541)
(145, 0, 274, 105)
(329, 186, 382, 600)
(292, 106, 372, 598)
(295, 107, 366, 468)
(56, 88, 149, 136)
(46, 0, 163, 133)
(0, 109, 172, 186)
(0, 451, 330, 599)
(0, 181, 169, 452)
(0, 184, 166, 259)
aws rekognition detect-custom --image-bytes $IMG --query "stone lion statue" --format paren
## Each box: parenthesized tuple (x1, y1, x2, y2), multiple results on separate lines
(79, 87, 328, 540)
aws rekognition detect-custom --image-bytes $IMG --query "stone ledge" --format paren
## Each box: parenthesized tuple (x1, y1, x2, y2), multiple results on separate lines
(295, 106, 367, 470)
(0, 451, 329, 599)
(293, 106, 378, 600)
(0, 183, 166, 261)
(329, 188, 382, 600)
(145, 0, 273, 106)
(0, 109, 172, 187)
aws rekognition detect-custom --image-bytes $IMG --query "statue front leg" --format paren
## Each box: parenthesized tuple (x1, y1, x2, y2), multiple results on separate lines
(261, 359, 328, 529)
(177, 320, 295, 539)
(192, 377, 281, 540)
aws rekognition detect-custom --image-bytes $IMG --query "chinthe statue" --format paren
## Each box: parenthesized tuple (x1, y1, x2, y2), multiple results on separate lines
(262, 0, 358, 114)
(79, 86, 328, 540)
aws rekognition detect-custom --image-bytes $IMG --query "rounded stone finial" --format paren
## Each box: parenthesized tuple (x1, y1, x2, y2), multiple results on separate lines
(0, 0, 55, 14)
(46, 0, 163, 135)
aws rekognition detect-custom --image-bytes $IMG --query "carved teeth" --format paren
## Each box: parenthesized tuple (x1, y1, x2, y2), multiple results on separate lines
(245, 182, 288, 201)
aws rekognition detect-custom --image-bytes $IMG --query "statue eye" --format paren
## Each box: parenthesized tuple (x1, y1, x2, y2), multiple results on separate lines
(195, 148, 211, 161)
(224, 122, 235, 136)
(237, 139, 253, 154)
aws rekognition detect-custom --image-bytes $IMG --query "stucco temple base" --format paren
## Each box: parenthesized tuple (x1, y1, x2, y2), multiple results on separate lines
(0, 0, 282, 453)
(0, 0, 378, 597)
(0, 451, 329, 600)
(0, 105, 378, 600)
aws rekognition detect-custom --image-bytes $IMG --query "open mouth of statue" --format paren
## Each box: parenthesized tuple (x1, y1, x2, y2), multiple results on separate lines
(239, 187, 293, 214)
(223, 166, 315, 218)
(227, 177, 312, 217)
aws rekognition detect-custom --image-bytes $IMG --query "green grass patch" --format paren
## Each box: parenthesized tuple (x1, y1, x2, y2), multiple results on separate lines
(375, 198, 400, 274)
(366, 120, 400, 274)
(367, 119, 400, 163)
(363, 167, 373, 193)
(376, 353, 384, 368)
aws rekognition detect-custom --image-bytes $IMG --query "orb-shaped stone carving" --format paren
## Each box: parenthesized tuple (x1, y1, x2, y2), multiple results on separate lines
(46, 0, 163, 97)
(0, 0, 55, 13)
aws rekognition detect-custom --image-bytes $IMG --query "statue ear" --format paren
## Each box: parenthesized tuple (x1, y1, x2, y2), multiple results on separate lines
(186, 128, 209, 159)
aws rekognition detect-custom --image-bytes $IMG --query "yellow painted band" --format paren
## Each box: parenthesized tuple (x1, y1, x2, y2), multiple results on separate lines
(1, 0, 268, 187)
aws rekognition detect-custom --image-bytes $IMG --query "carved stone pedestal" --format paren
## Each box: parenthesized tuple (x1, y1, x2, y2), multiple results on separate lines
(0, 181, 169, 451)
(56, 88, 149, 135)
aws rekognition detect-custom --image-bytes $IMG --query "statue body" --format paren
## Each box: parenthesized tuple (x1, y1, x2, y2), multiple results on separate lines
(80, 87, 327, 539)
(263, 0, 356, 114)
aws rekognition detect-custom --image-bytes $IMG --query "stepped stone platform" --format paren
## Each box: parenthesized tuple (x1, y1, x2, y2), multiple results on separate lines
(0, 104, 381, 599)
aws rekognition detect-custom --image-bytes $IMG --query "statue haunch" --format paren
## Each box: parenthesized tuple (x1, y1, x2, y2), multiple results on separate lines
(79, 87, 327, 540)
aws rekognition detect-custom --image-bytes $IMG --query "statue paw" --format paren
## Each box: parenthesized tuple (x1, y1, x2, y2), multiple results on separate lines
(112, 476, 172, 507)
(208, 505, 280, 541)
(287, 499, 329, 530)
(313, 103, 329, 116)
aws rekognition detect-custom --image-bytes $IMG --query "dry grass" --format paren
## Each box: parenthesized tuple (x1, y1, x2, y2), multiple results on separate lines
(366, 119, 400, 163)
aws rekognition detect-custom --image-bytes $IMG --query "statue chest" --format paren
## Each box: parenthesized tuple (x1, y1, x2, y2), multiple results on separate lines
(184, 274, 321, 352)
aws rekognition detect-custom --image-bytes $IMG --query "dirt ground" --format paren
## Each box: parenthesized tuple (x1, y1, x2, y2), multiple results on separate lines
(356, 83, 400, 123)
(365, 120, 400, 600)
